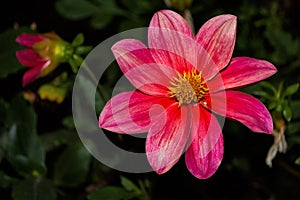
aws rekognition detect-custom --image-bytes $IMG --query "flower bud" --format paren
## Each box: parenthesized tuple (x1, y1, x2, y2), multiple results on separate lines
(16, 32, 72, 86)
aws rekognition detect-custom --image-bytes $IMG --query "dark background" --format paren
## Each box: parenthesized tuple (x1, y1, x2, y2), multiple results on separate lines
(1, 0, 300, 199)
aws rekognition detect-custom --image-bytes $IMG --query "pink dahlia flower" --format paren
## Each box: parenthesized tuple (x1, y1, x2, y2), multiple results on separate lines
(16, 32, 69, 86)
(99, 10, 277, 179)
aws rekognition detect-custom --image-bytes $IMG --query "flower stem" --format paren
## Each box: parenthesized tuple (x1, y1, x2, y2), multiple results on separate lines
(138, 179, 151, 200)
(81, 61, 109, 101)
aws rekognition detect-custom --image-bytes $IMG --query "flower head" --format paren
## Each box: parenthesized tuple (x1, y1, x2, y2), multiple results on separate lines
(16, 32, 72, 86)
(99, 10, 277, 179)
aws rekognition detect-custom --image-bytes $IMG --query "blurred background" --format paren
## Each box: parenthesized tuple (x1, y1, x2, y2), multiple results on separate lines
(1, 0, 300, 199)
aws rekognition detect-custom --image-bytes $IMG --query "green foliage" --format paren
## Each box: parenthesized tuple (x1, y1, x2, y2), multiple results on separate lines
(264, 29, 299, 65)
(56, 0, 163, 31)
(295, 157, 300, 165)
(0, 170, 15, 188)
(12, 178, 57, 200)
(88, 177, 150, 200)
(71, 33, 84, 47)
(1, 96, 46, 178)
(55, 0, 99, 20)
(286, 100, 300, 148)
(53, 142, 91, 187)
(120, 176, 142, 196)
(68, 33, 92, 73)
(283, 84, 299, 97)
(254, 82, 299, 122)
(40, 129, 76, 152)
(55, 0, 126, 29)
(88, 186, 134, 200)
(1, 0, 300, 199)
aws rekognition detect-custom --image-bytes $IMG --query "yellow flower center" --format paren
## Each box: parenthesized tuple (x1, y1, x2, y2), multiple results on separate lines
(169, 70, 208, 106)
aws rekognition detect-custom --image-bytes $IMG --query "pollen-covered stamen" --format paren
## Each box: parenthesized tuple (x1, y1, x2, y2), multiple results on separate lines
(169, 70, 209, 106)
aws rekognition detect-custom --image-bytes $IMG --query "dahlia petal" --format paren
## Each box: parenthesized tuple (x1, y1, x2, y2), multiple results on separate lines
(148, 10, 199, 72)
(196, 14, 237, 72)
(149, 49, 197, 74)
(22, 61, 49, 86)
(112, 39, 177, 97)
(16, 33, 45, 47)
(195, 45, 221, 81)
(99, 91, 174, 134)
(146, 104, 192, 174)
(112, 38, 149, 56)
(209, 57, 277, 91)
(185, 106, 223, 179)
(149, 10, 193, 38)
(210, 91, 273, 133)
(16, 49, 46, 67)
(186, 135, 223, 179)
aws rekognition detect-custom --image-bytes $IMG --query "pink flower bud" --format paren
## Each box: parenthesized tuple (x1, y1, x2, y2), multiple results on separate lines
(16, 32, 72, 86)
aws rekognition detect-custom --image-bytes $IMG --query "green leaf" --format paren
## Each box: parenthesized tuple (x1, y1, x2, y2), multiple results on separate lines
(2, 95, 46, 177)
(0, 98, 9, 128)
(265, 29, 299, 64)
(283, 105, 292, 122)
(56, 0, 127, 30)
(73, 54, 84, 66)
(286, 122, 300, 136)
(259, 81, 277, 95)
(11, 155, 46, 178)
(275, 104, 283, 113)
(268, 101, 277, 110)
(0, 152, 2, 164)
(53, 142, 91, 187)
(0, 170, 14, 188)
(295, 157, 300, 165)
(0, 99, 9, 159)
(68, 58, 78, 73)
(288, 136, 300, 148)
(290, 100, 300, 120)
(75, 46, 93, 55)
(40, 129, 76, 152)
(55, 0, 98, 20)
(283, 83, 299, 97)
(62, 116, 76, 129)
(88, 186, 134, 200)
(120, 176, 141, 195)
(0, 27, 34, 79)
(12, 178, 57, 200)
(95, 0, 127, 16)
(72, 33, 84, 47)
(69, 54, 84, 73)
(253, 90, 273, 100)
(90, 13, 113, 29)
